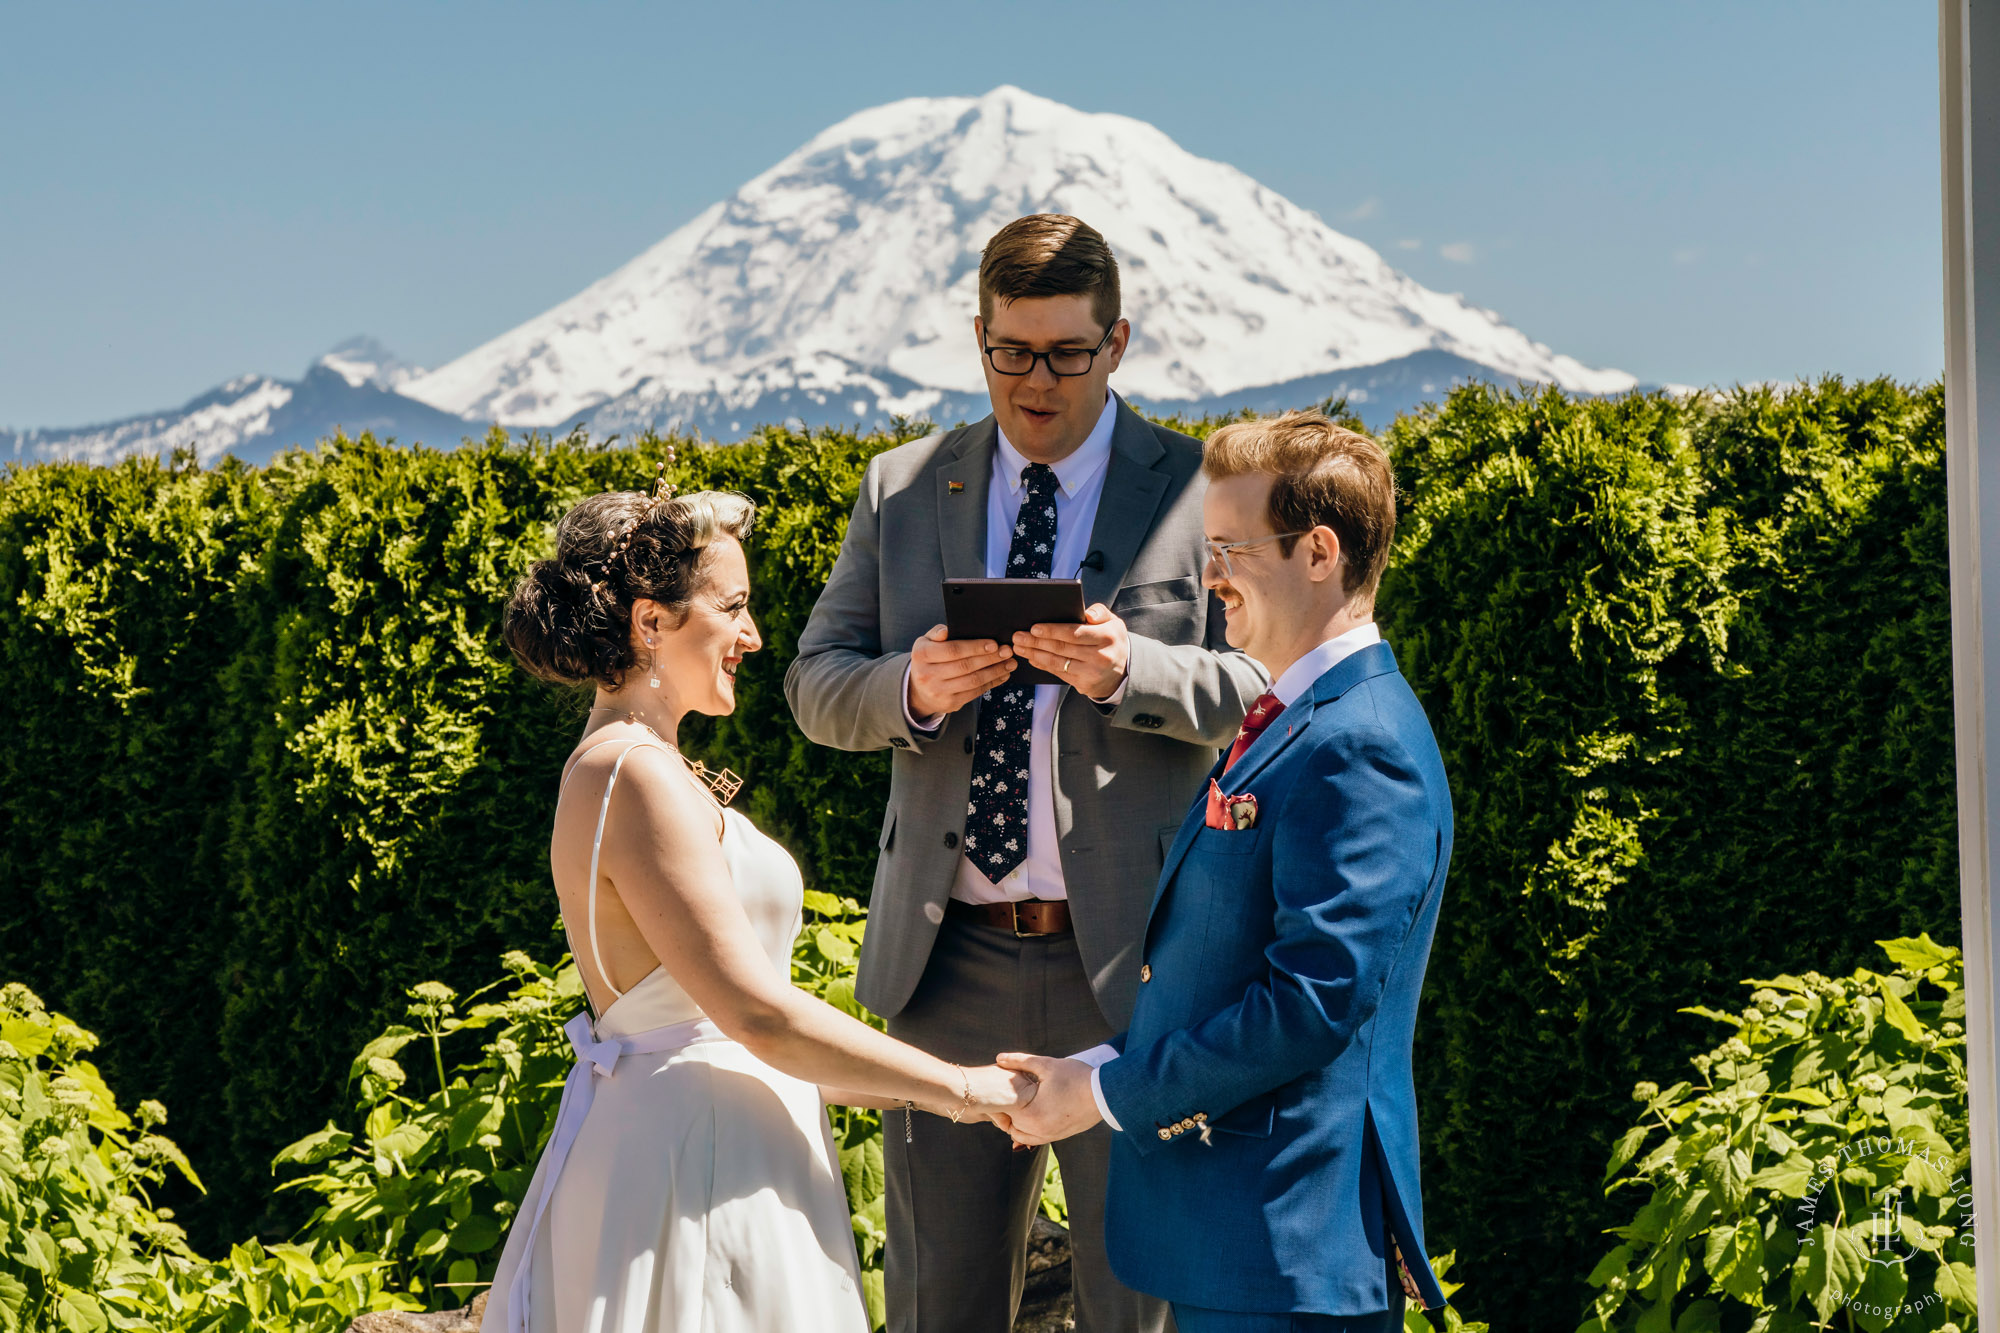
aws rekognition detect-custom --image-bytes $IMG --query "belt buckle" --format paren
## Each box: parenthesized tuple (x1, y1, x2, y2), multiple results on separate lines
(1010, 900, 1033, 938)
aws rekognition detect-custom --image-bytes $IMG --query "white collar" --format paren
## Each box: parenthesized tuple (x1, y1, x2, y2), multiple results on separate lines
(1267, 622, 1383, 708)
(995, 391, 1119, 498)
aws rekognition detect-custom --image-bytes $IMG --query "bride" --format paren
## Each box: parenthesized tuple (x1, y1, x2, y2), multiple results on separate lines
(482, 476, 1037, 1333)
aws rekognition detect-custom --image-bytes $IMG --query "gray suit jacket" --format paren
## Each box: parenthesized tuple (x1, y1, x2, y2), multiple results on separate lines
(784, 399, 1268, 1027)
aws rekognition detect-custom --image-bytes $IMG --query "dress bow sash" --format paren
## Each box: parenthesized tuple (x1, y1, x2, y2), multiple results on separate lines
(503, 1010, 728, 1333)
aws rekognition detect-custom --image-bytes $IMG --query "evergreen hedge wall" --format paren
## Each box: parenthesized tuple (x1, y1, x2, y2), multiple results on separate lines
(0, 379, 1958, 1330)
(1381, 378, 1956, 1323)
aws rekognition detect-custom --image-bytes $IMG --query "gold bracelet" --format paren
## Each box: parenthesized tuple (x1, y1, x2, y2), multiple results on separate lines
(946, 1064, 974, 1123)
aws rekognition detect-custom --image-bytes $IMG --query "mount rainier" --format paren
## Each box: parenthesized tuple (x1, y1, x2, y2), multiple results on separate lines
(7, 86, 1634, 465)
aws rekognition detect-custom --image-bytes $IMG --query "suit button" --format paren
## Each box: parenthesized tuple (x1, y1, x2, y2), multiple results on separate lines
(963, 736, 975, 753)
(944, 832, 959, 849)
(1140, 964, 1152, 983)
(891, 737, 910, 749)
(1158, 1128, 1173, 1141)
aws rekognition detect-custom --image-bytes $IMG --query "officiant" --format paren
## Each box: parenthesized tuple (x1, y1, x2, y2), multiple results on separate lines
(786, 213, 1266, 1333)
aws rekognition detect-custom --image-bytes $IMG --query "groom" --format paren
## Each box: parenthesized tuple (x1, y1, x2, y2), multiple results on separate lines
(1001, 410, 1456, 1332)
(786, 214, 1266, 1333)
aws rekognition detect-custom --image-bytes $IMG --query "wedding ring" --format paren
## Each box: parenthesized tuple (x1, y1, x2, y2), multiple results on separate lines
(1059, 659, 1069, 673)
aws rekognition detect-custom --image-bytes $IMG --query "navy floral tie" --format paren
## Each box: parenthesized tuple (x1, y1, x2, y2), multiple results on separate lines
(964, 462, 1059, 883)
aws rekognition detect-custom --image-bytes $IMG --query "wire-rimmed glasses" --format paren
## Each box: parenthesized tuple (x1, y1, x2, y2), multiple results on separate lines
(982, 323, 1116, 377)
(1203, 532, 1312, 577)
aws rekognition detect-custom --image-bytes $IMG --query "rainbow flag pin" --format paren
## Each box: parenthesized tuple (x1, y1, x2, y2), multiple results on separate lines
(948, 481, 965, 493)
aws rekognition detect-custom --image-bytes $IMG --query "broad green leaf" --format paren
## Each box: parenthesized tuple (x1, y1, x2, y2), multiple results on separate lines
(1877, 984, 1923, 1043)
(274, 1122, 354, 1167)
(0, 1018, 51, 1059)
(447, 1093, 506, 1153)
(1935, 1258, 1978, 1312)
(1703, 1218, 1763, 1303)
(1769, 1088, 1828, 1107)
(1678, 1005, 1743, 1027)
(1844, 1257, 1907, 1333)
(346, 1027, 422, 1085)
(1876, 935, 1956, 973)
(1700, 1142, 1751, 1210)
(20, 1231, 57, 1274)
(1604, 1125, 1650, 1184)
(840, 1135, 885, 1207)
(54, 1290, 107, 1333)
(1792, 1222, 1869, 1323)
(448, 1213, 500, 1253)
(1585, 1243, 1633, 1288)
(1674, 1299, 1719, 1333)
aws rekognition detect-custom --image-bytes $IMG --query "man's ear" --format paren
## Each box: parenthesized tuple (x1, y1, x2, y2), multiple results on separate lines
(1103, 318, 1131, 374)
(1308, 527, 1343, 584)
(973, 315, 986, 352)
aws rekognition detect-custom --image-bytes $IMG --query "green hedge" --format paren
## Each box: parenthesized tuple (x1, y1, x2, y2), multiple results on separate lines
(0, 424, 918, 1248)
(1382, 378, 1957, 1324)
(0, 380, 1960, 1330)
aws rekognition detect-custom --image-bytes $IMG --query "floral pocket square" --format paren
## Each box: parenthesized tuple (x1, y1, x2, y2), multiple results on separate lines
(1204, 780, 1259, 831)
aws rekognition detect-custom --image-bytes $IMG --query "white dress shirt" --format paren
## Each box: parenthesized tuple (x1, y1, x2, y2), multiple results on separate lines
(903, 390, 1123, 903)
(1073, 620, 1386, 1129)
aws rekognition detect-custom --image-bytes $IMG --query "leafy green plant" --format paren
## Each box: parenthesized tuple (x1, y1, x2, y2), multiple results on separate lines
(1582, 936, 1972, 1333)
(0, 981, 202, 1331)
(273, 950, 582, 1305)
(0, 982, 419, 1333)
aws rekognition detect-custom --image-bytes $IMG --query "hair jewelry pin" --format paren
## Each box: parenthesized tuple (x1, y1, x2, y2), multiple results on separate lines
(590, 446, 681, 595)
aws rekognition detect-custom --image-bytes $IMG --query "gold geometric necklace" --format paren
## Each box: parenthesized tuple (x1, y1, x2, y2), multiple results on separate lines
(586, 707, 744, 806)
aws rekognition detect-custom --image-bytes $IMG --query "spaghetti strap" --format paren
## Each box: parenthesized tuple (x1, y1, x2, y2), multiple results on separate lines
(558, 733, 721, 1012)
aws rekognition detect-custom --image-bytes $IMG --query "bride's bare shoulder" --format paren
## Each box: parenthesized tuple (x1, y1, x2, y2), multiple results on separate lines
(559, 735, 720, 835)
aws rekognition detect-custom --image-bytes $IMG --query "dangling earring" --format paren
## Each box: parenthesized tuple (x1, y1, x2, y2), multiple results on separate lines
(646, 637, 660, 690)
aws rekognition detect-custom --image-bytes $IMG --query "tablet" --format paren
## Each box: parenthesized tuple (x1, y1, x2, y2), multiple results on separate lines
(942, 577, 1087, 689)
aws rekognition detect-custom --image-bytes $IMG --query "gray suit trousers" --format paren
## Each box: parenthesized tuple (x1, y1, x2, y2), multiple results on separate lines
(884, 914, 1170, 1333)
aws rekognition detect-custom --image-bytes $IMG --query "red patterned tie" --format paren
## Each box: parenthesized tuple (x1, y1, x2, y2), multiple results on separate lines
(1223, 692, 1286, 774)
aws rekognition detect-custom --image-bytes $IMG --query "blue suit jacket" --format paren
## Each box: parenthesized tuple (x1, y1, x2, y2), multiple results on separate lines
(1095, 640, 1453, 1317)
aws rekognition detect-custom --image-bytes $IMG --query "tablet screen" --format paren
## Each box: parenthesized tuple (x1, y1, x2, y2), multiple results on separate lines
(942, 578, 1087, 689)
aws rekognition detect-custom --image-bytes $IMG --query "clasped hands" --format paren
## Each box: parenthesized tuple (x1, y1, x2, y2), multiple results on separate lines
(951, 1054, 1102, 1147)
(906, 605, 1130, 717)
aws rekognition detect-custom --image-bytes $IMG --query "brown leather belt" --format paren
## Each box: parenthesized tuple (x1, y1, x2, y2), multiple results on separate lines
(946, 897, 1073, 936)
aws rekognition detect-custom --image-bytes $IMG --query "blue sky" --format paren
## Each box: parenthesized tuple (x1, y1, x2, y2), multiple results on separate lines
(0, 1, 1941, 427)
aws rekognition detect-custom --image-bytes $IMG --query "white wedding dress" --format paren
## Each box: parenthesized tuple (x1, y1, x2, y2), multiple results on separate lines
(482, 738, 869, 1333)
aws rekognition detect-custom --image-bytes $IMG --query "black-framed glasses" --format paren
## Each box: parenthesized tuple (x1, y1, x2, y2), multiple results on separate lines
(983, 323, 1116, 377)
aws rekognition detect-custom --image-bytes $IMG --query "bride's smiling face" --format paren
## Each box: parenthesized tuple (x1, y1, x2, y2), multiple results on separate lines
(638, 536, 761, 716)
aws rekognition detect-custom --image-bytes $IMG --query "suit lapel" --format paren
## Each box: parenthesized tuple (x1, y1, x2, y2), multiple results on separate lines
(937, 419, 997, 580)
(1081, 399, 1170, 607)
(1225, 641, 1402, 791)
(1148, 641, 1403, 915)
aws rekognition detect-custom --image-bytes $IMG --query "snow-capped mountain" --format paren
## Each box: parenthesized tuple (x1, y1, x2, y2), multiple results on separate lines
(402, 85, 1633, 434)
(1, 342, 479, 467)
(316, 335, 425, 392)
(11, 86, 1636, 463)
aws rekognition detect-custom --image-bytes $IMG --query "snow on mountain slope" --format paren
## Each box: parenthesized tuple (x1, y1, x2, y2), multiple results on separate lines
(317, 335, 425, 391)
(402, 85, 1633, 429)
(3, 343, 477, 467)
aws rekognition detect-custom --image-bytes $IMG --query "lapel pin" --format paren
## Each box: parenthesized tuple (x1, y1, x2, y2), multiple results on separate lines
(948, 481, 965, 493)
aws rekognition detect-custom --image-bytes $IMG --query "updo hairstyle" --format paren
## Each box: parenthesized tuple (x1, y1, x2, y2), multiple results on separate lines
(504, 488, 757, 689)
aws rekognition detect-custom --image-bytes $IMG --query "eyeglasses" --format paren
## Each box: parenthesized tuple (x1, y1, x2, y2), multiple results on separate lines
(982, 323, 1116, 377)
(1203, 532, 1312, 577)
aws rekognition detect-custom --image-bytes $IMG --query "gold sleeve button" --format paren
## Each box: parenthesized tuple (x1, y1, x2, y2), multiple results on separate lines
(1140, 964, 1152, 983)
(1157, 1128, 1173, 1141)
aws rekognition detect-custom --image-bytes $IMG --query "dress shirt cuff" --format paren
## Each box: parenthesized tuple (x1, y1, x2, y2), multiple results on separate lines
(1085, 670, 1130, 706)
(900, 662, 944, 734)
(1089, 1064, 1122, 1131)
(1064, 1045, 1123, 1132)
